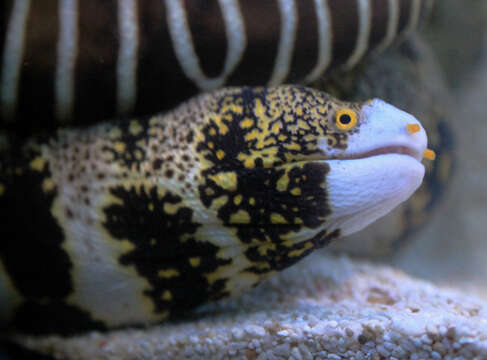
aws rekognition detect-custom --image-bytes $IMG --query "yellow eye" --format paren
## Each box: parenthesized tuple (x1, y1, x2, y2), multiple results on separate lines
(335, 109, 357, 131)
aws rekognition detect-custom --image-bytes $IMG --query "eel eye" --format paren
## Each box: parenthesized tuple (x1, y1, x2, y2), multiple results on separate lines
(335, 109, 357, 131)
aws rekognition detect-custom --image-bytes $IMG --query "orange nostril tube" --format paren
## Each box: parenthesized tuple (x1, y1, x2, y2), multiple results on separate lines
(406, 124, 421, 134)
(423, 149, 436, 160)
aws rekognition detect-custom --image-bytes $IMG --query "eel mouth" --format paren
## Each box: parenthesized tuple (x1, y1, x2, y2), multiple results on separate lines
(331, 145, 423, 162)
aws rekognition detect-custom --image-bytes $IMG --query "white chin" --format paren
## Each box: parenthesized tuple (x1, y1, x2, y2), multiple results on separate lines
(325, 154, 425, 237)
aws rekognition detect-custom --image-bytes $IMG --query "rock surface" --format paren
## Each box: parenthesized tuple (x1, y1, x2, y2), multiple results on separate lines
(13, 254, 487, 360)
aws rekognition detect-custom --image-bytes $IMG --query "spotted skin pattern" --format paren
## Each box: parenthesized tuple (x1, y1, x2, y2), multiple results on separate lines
(0, 86, 367, 334)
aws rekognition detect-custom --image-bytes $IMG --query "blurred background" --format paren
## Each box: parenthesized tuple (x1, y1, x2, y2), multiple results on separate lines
(386, 0, 487, 291)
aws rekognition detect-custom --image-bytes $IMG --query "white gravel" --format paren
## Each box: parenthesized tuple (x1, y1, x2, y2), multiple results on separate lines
(14, 253, 487, 360)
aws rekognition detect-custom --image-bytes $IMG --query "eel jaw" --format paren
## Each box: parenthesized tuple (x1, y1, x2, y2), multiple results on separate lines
(325, 153, 425, 237)
(321, 99, 429, 237)
(331, 144, 424, 162)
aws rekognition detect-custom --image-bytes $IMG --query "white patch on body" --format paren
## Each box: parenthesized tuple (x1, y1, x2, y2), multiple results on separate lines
(59, 195, 161, 327)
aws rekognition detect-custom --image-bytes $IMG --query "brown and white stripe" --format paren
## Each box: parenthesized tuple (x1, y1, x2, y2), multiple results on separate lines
(1, 0, 30, 122)
(55, 0, 78, 122)
(0, 0, 433, 130)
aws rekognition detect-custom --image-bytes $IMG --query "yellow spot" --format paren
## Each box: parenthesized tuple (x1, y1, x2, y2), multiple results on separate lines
(216, 149, 226, 160)
(272, 122, 281, 134)
(254, 99, 266, 118)
(114, 142, 126, 152)
(249, 197, 256, 206)
(294, 217, 303, 225)
(278, 135, 287, 141)
(161, 290, 173, 301)
(406, 123, 421, 134)
(298, 120, 310, 130)
(163, 202, 180, 215)
(423, 149, 436, 161)
(277, 174, 289, 192)
(244, 158, 254, 168)
(211, 195, 228, 209)
(271, 213, 287, 224)
(222, 102, 243, 115)
(234, 194, 243, 205)
(158, 268, 180, 278)
(209, 128, 217, 136)
(209, 171, 237, 191)
(240, 118, 254, 128)
(129, 120, 143, 136)
(208, 142, 215, 149)
(189, 257, 201, 267)
(245, 129, 260, 142)
(42, 178, 56, 192)
(148, 203, 154, 211)
(30, 157, 46, 172)
(290, 187, 301, 196)
(0, 184, 5, 196)
(258, 242, 276, 256)
(295, 107, 303, 116)
(285, 143, 301, 151)
(230, 209, 251, 224)
(212, 115, 229, 135)
(288, 241, 313, 258)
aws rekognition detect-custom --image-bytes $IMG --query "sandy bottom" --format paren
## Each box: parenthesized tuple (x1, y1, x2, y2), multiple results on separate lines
(13, 254, 487, 360)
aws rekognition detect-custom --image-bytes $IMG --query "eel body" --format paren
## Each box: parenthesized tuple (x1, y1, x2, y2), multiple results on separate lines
(0, 0, 433, 335)
(1, 86, 428, 335)
(1, 0, 433, 132)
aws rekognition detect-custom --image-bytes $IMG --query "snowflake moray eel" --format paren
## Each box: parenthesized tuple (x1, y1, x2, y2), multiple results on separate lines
(0, 0, 434, 335)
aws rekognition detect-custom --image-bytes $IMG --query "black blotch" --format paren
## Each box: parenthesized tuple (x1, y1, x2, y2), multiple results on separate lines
(196, 88, 334, 275)
(245, 229, 340, 274)
(165, 169, 174, 178)
(200, 161, 332, 275)
(186, 130, 194, 143)
(0, 140, 73, 300)
(103, 185, 231, 315)
(66, 208, 74, 219)
(103, 119, 151, 171)
(153, 158, 163, 170)
(196, 88, 325, 172)
(12, 301, 106, 336)
(1, 340, 57, 360)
